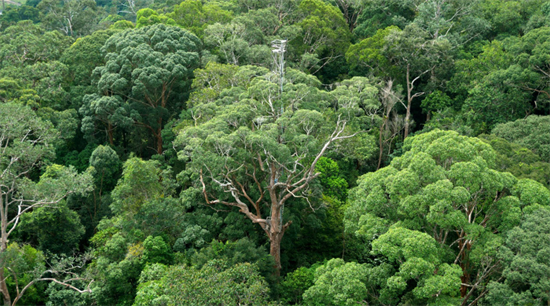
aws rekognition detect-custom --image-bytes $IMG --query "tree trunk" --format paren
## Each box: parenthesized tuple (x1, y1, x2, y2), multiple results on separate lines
(404, 64, 412, 139)
(156, 119, 163, 155)
(267, 169, 284, 277)
(0, 268, 9, 306)
(378, 117, 388, 170)
(269, 233, 282, 278)
(156, 130, 163, 155)
(107, 122, 114, 146)
(0, 196, 11, 306)
(459, 240, 472, 298)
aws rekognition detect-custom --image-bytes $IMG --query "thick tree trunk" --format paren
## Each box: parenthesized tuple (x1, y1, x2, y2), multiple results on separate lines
(267, 166, 284, 277)
(269, 233, 282, 278)
(266, 205, 291, 277)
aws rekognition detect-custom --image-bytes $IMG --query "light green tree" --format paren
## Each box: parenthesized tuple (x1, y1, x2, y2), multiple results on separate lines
(346, 129, 550, 305)
(175, 65, 371, 275)
(303, 258, 369, 305)
(0, 21, 73, 69)
(169, 0, 233, 39)
(133, 261, 271, 305)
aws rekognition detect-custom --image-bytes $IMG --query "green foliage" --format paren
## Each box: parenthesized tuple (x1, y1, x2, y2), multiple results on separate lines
(479, 134, 550, 188)
(190, 238, 275, 281)
(89, 157, 184, 305)
(89, 145, 121, 191)
(294, 0, 351, 72)
(176, 63, 372, 274)
(0, 102, 93, 251)
(485, 208, 550, 305)
(111, 158, 164, 215)
(60, 29, 119, 86)
(142, 236, 173, 265)
(492, 115, 550, 163)
(315, 157, 348, 202)
(281, 264, 319, 304)
(134, 261, 271, 305)
(170, 0, 233, 38)
(303, 258, 369, 306)
(135, 8, 176, 28)
(2, 243, 47, 305)
(45, 279, 93, 306)
(2, 1, 550, 304)
(371, 227, 462, 305)
(346, 129, 549, 304)
(0, 21, 73, 69)
(19, 201, 85, 255)
(82, 23, 200, 154)
(346, 25, 399, 76)
(38, 0, 100, 37)
(476, 0, 543, 39)
(421, 90, 452, 115)
(0, 5, 39, 26)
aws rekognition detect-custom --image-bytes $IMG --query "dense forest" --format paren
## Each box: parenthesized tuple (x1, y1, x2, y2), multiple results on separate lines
(1, 0, 550, 305)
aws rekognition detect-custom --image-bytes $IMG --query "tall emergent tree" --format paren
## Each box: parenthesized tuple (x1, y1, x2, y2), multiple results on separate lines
(176, 65, 372, 275)
(81, 24, 200, 154)
(0, 103, 93, 306)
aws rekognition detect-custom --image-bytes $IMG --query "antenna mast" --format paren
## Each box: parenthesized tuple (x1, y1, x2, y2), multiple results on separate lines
(271, 39, 287, 95)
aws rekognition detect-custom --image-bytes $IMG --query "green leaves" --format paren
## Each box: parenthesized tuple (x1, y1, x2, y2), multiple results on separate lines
(110, 158, 163, 216)
(134, 261, 271, 306)
(493, 115, 550, 163)
(84, 24, 200, 153)
(486, 208, 550, 305)
(372, 227, 440, 265)
(38, 0, 100, 37)
(303, 258, 369, 306)
(346, 129, 549, 304)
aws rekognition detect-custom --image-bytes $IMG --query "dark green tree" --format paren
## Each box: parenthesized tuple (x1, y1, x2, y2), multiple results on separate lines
(83, 24, 200, 154)
(485, 208, 550, 305)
